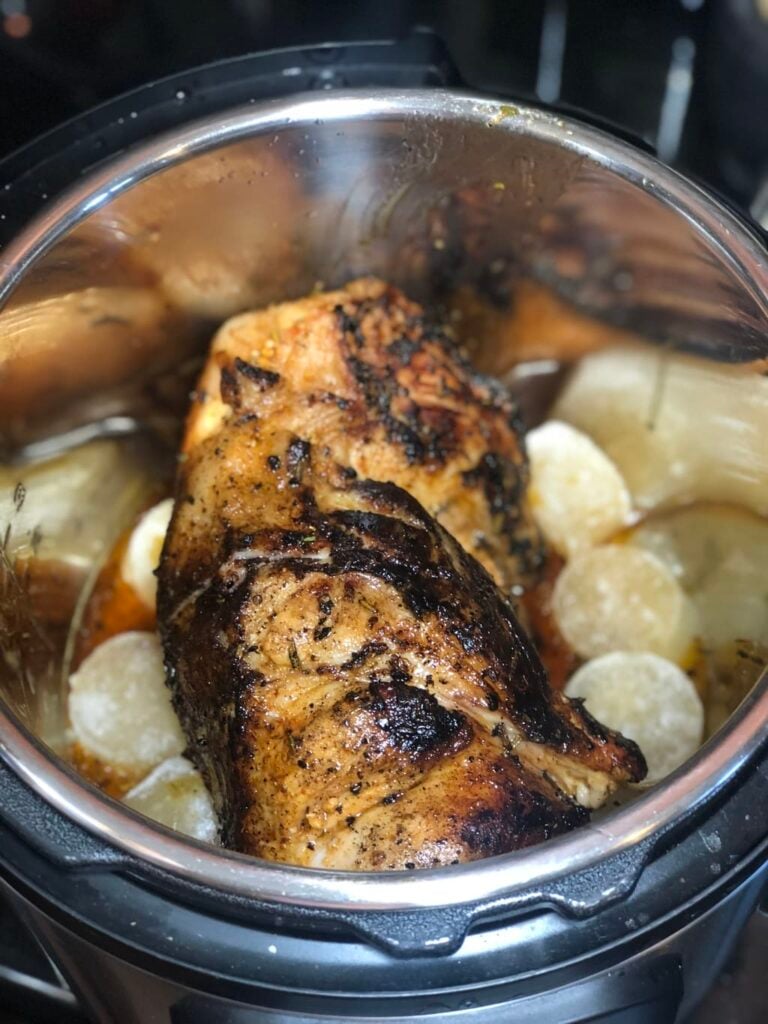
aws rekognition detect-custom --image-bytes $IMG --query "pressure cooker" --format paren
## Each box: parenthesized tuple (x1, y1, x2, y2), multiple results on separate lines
(0, 33, 766, 1024)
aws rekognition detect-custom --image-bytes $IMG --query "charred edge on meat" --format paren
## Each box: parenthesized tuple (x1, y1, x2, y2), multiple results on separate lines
(220, 358, 281, 408)
(459, 776, 589, 857)
(334, 300, 470, 466)
(196, 474, 643, 772)
(462, 452, 545, 577)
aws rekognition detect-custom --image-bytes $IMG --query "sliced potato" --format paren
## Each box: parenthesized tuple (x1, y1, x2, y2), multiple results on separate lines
(565, 652, 704, 784)
(628, 504, 768, 650)
(123, 755, 218, 843)
(527, 420, 632, 557)
(68, 631, 184, 771)
(0, 439, 152, 567)
(553, 345, 768, 516)
(552, 545, 698, 662)
(121, 498, 174, 610)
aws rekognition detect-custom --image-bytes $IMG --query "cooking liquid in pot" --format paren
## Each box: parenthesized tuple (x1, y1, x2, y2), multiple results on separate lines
(2, 281, 766, 850)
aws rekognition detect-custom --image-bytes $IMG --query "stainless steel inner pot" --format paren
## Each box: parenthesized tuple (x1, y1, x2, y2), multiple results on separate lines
(0, 89, 766, 914)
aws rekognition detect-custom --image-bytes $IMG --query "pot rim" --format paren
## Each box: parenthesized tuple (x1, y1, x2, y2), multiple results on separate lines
(0, 88, 766, 913)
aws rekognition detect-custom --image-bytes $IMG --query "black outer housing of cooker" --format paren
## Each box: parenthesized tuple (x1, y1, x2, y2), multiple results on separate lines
(0, 33, 767, 1024)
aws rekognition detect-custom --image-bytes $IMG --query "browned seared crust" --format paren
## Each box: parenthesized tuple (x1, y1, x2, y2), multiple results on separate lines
(182, 276, 544, 594)
(158, 278, 645, 869)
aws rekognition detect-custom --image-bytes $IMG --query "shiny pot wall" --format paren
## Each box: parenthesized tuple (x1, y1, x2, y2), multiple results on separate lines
(0, 750, 765, 1022)
(2, 93, 766, 453)
(0, 41, 766, 1024)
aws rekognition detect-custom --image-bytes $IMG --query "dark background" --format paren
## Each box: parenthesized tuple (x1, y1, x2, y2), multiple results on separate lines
(0, 0, 767, 212)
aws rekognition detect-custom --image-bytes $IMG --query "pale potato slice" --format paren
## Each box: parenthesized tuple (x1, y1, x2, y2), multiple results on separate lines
(123, 755, 218, 843)
(527, 420, 632, 557)
(565, 652, 704, 784)
(121, 498, 174, 610)
(553, 345, 768, 516)
(628, 504, 768, 651)
(0, 439, 152, 567)
(552, 545, 698, 662)
(68, 632, 184, 770)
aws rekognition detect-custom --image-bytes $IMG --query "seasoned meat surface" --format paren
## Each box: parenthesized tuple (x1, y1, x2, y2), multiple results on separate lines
(158, 279, 645, 868)
(183, 276, 544, 594)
